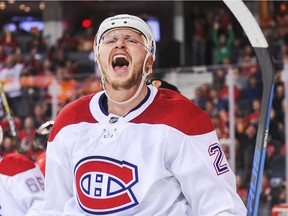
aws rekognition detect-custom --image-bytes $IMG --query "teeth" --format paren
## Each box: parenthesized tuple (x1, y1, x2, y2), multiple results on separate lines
(113, 54, 127, 62)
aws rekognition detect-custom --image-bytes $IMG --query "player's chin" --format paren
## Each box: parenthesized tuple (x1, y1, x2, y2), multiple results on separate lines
(111, 76, 139, 90)
(111, 80, 131, 90)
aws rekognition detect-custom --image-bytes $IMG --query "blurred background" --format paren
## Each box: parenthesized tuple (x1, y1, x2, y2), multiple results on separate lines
(0, 1, 288, 215)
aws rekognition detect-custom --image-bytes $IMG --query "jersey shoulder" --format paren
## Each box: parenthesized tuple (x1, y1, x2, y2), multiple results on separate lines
(49, 94, 97, 141)
(0, 153, 35, 176)
(133, 88, 214, 135)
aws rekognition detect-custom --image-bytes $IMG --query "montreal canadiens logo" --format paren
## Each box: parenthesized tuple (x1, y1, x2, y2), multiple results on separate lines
(74, 156, 139, 214)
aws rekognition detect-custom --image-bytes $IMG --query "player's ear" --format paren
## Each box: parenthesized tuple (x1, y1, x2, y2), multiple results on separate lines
(145, 55, 154, 69)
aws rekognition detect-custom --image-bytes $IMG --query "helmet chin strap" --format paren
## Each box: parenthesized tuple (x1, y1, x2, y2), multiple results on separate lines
(98, 53, 152, 105)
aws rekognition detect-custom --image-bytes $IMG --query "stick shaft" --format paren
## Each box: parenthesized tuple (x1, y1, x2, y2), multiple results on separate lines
(223, 1, 275, 215)
(0, 81, 18, 141)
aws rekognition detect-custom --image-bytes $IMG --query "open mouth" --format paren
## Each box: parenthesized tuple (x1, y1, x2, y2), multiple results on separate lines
(112, 54, 129, 71)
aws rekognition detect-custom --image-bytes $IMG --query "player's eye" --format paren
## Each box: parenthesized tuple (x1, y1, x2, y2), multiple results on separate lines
(125, 37, 138, 44)
(103, 37, 117, 44)
(101, 35, 141, 46)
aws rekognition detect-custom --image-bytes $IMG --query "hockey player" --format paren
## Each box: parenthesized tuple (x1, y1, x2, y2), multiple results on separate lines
(0, 153, 45, 215)
(0, 125, 44, 215)
(34, 121, 54, 176)
(42, 14, 247, 215)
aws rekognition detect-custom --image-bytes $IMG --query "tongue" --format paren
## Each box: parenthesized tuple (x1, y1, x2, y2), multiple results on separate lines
(113, 65, 128, 72)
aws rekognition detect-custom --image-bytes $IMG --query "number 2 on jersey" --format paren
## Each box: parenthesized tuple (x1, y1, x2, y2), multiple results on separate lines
(208, 143, 229, 175)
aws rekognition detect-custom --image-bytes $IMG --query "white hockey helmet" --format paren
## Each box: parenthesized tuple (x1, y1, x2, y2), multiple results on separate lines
(94, 14, 156, 60)
(35, 120, 54, 149)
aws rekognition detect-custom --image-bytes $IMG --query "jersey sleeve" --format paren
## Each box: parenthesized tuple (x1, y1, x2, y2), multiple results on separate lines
(42, 94, 96, 215)
(42, 133, 74, 215)
(22, 167, 45, 216)
(170, 129, 247, 215)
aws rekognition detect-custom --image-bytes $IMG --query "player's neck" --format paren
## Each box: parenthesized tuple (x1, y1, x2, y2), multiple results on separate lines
(107, 85, 148, 116)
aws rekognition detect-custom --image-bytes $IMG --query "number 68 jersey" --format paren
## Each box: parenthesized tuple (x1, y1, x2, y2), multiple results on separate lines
(0, 153, 44, 216)
(43, 85, 247, 215)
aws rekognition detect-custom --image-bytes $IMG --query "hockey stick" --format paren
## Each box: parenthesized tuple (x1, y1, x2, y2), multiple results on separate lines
(223, 1, 275, 215)
(0, 81, 19, 147)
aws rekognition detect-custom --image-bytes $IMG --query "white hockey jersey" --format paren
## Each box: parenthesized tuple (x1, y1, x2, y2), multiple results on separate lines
(0, 153, 44, 216)
(43, 85, 247, 215)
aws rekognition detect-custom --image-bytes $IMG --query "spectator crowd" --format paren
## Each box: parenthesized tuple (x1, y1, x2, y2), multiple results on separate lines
(0, 5, 288, 215)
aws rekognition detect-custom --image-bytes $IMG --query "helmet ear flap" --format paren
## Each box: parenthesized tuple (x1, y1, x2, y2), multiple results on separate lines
(93, 34, 99, 62)
(150, 40, 156, 57)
